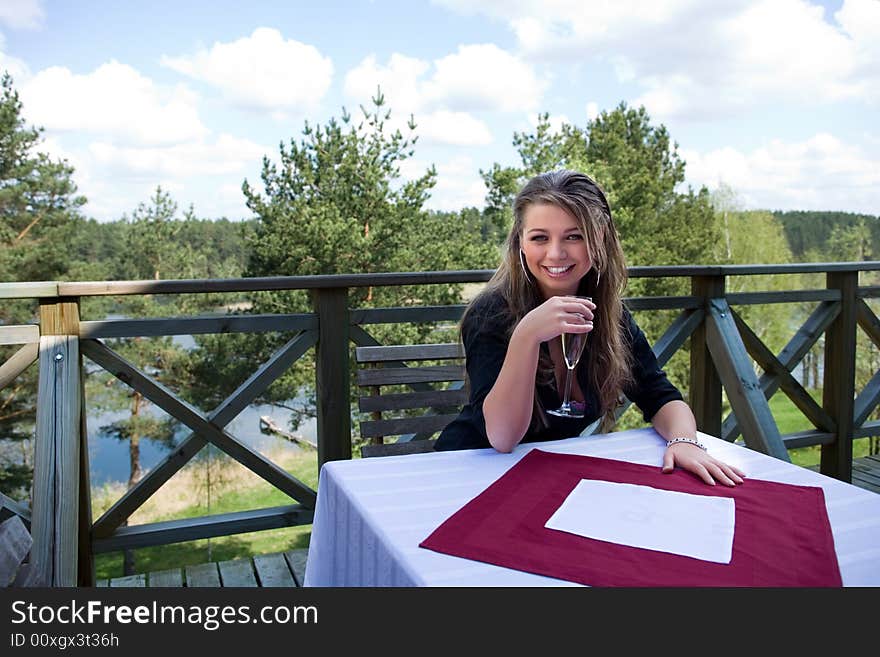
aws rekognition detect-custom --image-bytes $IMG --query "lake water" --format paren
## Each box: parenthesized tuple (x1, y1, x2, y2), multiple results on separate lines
(87, 403, 317, 486)
(84, 319, 319, 485)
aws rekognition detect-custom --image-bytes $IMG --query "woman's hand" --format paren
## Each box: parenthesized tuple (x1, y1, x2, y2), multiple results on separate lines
(515, 295, 595, 345)
(662, 443, 746, 487)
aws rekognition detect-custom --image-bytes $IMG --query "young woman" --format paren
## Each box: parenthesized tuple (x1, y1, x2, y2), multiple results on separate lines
(435, 170, 745, 486)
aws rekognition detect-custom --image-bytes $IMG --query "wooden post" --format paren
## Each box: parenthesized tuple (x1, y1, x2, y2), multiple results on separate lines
(705, 299, 790, 461)
(31, 298, 83, 586)
(690, 275, 724, 438)
(78, 362, 95, 586)
(821, 271, 857, 481)
(312, 288, 352, 467)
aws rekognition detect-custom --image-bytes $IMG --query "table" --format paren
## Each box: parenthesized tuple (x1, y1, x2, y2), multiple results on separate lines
(303, 427, 880, 586)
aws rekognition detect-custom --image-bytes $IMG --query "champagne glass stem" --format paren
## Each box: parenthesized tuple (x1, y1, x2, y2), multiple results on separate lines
(561, 367, 574, 412)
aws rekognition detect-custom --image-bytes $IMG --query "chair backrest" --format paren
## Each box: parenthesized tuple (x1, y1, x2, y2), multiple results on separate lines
(355, 342, 466, 457)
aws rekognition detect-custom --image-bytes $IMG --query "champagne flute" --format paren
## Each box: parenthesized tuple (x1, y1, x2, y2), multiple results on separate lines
(547, 296, 591, 418)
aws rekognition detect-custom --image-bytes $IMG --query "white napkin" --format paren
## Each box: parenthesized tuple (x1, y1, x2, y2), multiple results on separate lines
(545, 479, 735, 564)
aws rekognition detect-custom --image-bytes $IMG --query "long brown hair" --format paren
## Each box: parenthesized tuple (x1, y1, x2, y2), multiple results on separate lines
(463, 170, 632, 431)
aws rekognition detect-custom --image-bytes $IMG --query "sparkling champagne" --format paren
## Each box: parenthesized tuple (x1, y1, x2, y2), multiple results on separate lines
(561, 332, 586, 370)
(548, 295, 592, 419)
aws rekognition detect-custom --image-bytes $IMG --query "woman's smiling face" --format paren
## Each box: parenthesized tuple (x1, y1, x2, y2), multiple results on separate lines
(520, 202, 592, 299)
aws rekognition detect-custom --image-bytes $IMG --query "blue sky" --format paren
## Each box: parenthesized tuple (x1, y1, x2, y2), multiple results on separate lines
(1, 0, 877, 222)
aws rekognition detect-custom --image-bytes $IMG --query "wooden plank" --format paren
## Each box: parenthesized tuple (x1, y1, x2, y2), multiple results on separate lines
(93, 505, 314, 553)
(358, 388, 469, 412)
(110, 573, 146, 587)
(733, 309, 836, 433)
(360, 414, 460, 439)
(854, 369, 880, 428)
(0, 342, 38, 390)
(253, 553, 296, 587)
(81, 339, 317, 511)
(854, 423, 880, 439)
(0, 516, 32, 586)
(851, 470, 880, 494)
(723, 300, 840, 441)
(218, 559, 258, 587)
(80, 313, 316, 339)
(705, 298, 790, 461)
(24, 265, 880, 300)
(58, 270, 495, 298)
(148, 568, 184, 587)
(185, 562, 221, 587)
(313, 287, 351, 466)
(351, 327, 461, 399)
(284, 549, 308, 587)
(350, 305, 466, 326)
(0, 324, 39, 345)
(851, 461, 880, 486)
(357, 365, 465, 386)
(77, 356, 94, 587)
(92, 330, 317, 536)
(650, 308, 704, 368)
(355, 342, 465, 362)
(690, 275, 724, 437)
(781, 430, 835, 449)
(0, 282, 59, 298)
(361, 439, 438, 458)
(30, 334, 81, 586)
(726, 289, 839, 305)
(622, 296, 700, 311)
(0, 491, 31, 527)
(856, 298, 880, 348)
(822, 271, 857, 481)
(39, 298, 80, 335)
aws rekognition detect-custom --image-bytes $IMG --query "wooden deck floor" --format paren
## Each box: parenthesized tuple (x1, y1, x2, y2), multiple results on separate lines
(97, 455, 880, 588)
(97, 548, 308, 587)
(849, 454, 880, 494)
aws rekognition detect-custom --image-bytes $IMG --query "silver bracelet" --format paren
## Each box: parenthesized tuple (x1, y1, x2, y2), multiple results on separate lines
(666, 437, 707, 451)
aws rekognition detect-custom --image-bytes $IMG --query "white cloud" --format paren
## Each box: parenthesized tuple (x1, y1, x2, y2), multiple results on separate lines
(0, 47, 30, 81)
(417, 111, 492, 146)
(438, 0, 879, 121)
(345, 44, 542, 146)
(422, 44, 544, 113)
(402, 154, 486, 210)
(64, 134, 266, 222)
(682, 133, 880, 213)
(20, 61, 207, 145)
(527, 112, 570, 133)
(161, 27, 333, 114)
(88, 133, 267, 178)
(586, 102, 599, 121)
(346, 45, 543, 113)
(0, 0, 44, 30)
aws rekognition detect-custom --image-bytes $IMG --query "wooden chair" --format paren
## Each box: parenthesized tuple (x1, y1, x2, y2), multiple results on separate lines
(355, 343, 467, 457)
(1, 493, 36, 587)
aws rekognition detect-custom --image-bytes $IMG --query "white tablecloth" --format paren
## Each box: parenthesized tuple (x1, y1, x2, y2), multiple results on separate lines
(304, 427, 880, 586)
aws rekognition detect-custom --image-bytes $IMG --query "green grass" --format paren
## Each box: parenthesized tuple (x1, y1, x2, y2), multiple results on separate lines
(768, 392, 875, 468)
(93, 450, 319, 580)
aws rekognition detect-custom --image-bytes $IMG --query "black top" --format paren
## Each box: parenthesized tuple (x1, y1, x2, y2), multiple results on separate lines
(434, 291, 683, 451)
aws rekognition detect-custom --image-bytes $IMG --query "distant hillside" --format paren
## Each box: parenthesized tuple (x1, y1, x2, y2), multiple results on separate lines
(774, 210, 879, 259)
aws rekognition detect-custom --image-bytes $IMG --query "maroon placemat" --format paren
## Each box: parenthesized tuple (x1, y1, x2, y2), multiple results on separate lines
(419, 449, 841, 586)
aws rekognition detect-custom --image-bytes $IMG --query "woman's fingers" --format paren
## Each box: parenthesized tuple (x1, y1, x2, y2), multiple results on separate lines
(665, 443, 746, 487)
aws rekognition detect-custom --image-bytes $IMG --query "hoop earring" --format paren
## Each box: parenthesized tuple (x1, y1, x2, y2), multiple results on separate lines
(519, 249, 533, 283)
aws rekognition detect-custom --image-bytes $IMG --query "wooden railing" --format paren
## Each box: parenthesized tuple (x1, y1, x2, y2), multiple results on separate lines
(1, 262, 879, 586)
